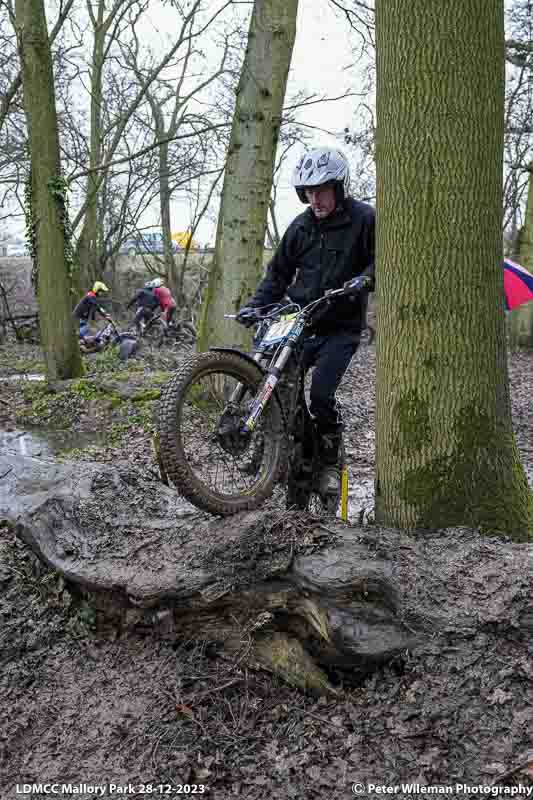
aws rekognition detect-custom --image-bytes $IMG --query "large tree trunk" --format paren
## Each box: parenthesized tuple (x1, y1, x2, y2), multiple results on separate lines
(374, 0, 531, 538)
(155, 124, 177, 291)
(144, 92, 178, 293)
(15, 0, 83, 380)
(75, 2, 106, 293)
(510, 165, 533, 348)
(198, 0, 299, 351)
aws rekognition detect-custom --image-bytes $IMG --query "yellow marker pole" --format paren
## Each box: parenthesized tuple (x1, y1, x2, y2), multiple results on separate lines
(340, 465, 349, 521)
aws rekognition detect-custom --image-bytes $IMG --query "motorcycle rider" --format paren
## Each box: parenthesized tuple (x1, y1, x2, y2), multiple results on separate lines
(127, 278, 178, 330)
(152, 280, 177, 325)
(127, 279, 161, 330)
(236, 147, 375, 497)
(73, 281, 110, 339)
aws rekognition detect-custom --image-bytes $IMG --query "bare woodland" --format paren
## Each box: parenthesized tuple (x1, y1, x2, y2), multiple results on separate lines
(1, 1, 533, 794)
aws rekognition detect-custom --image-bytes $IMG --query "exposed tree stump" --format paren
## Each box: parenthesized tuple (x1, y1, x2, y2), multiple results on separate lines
(1, 452, 531, 695)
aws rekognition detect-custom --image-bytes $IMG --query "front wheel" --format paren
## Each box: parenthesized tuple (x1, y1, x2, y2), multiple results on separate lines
(157, 351, 287, 516)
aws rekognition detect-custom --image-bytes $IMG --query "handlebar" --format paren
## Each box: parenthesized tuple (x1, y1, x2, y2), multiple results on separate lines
(225, 301, 301, 322)
(226, 282, 368, 325)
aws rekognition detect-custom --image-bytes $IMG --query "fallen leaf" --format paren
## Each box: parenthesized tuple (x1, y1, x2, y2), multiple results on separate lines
(483, 763, 507, 775)
(175, 703, 194, 718)
(521, 759, 533, 779)
(487, 688, 513, 705)
(194, 768, 211, 781)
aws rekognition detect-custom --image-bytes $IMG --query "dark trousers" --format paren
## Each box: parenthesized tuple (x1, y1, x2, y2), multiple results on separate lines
(134, 306, 155, 326)
(302, 331, 359, 434)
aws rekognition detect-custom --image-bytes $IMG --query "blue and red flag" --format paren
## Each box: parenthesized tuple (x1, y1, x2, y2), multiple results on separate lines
(503, 258, 533, 311)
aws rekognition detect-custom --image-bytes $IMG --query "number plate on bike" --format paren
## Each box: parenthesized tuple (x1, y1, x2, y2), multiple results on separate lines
(259, 315, 297, 348)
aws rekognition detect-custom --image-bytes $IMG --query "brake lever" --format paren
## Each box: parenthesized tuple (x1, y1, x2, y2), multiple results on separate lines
(324, 287, 345, 297)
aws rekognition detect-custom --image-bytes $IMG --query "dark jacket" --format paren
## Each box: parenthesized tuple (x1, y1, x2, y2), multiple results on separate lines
(73, 291, 107, 322)
(250, 197, 375, 334)
(126, 288, 160, 311)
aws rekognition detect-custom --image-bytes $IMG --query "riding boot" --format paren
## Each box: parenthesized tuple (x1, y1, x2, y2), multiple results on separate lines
(317, 427, 343, 498)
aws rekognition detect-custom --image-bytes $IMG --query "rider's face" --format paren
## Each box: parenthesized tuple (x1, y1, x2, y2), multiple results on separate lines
(305, 183, 337, 219)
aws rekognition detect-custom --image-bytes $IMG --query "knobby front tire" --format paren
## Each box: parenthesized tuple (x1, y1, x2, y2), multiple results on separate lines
(157, 351, 287, 516)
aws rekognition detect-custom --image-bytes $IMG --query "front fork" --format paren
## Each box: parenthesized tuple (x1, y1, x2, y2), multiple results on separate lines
(238, 341, 295, 433)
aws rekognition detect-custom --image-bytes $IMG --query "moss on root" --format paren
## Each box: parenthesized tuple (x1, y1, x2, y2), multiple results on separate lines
(253, 633, 337, 697)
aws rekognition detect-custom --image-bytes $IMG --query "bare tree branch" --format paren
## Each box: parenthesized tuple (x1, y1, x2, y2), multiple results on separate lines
(68, 122, 229, 181)
(0, 0, 76, 131)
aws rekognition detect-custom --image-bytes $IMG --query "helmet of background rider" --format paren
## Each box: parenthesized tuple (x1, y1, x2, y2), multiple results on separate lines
(291, 147, 351, 205)
(144, 278, 163, 289)
(92, 281, 109, 295)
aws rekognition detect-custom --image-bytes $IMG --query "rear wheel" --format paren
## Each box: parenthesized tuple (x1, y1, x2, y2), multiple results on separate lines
(158, 351, 287, 516)
(307, 486, 341, 516)
(163, 321, 196, 349)
(307, 441, 345, 517)
(143, 319, 164, 347)
(285, 392, 343, 517)
(285, 435, 313, 510)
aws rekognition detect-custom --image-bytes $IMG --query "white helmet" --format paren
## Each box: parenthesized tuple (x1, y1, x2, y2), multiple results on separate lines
(145, 278, 163, 289)
(292, 147, 351, 204)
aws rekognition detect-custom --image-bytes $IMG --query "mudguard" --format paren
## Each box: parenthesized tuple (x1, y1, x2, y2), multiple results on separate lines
(210, 346, 265, 372)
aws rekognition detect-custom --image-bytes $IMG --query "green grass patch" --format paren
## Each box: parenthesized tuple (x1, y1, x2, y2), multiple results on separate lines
(9, 359, 46, 374)
(91, 347, 122, 373)
(87, 347, 145, 377)
(22, 381, 49, 402)
(150, 370, 171, 386)
(131, 388, 161, 403)
(71, 378, 101, 400)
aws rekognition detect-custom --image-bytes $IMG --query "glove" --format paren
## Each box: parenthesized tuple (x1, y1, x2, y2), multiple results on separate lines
(344, 275, 372, 294)
(235, 306, 259, 327)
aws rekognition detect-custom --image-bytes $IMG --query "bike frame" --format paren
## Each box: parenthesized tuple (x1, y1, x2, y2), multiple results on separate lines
(222, 288, 351, 520)
(223, 287, 346, 434)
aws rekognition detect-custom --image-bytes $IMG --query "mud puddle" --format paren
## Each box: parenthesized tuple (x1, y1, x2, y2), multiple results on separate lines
(0, 373, 45, 382)
(0, 427, 107, 457)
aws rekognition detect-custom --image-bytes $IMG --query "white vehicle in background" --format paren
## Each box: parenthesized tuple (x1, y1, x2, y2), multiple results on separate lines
(118, 231, 180, 257)
(7, 243, 30, 257)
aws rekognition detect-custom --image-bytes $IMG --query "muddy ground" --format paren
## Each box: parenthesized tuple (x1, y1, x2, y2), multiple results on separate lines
(0, 335, 532, 799)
